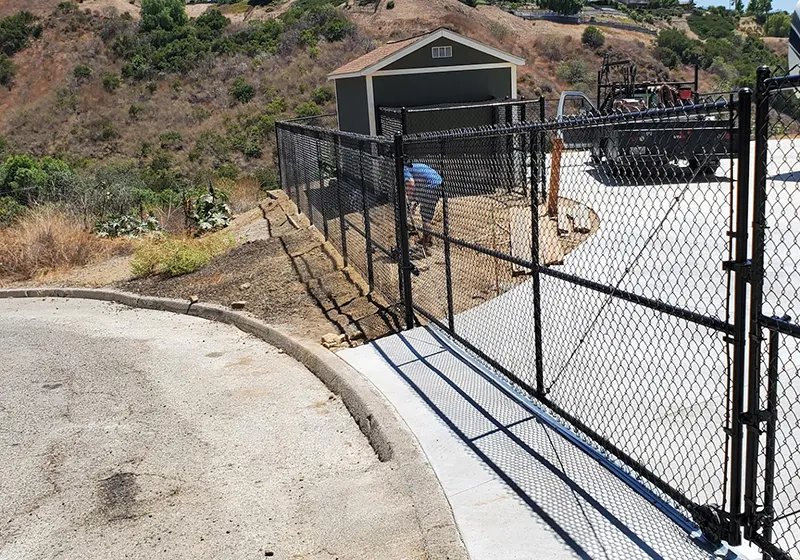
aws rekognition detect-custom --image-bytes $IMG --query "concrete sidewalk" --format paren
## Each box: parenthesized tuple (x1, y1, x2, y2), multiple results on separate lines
(339, 326, 752, 560)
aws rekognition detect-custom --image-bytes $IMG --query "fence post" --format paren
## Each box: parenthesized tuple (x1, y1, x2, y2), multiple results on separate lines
(358, 140, 375, 291)
(744, 66, 772, 541)
(316, 141, 328, 238)
(394, 134, 415, 329)
(401, 108, 408, 136)
(539, 96, 547, 202)
(441, 138, 455, 332)
(761, 317, 788, 553)
(275, 127, 284, 193)
(529, 128, 545, 398)
(334, 136, 348, 265)
(726, 87, 752, 546)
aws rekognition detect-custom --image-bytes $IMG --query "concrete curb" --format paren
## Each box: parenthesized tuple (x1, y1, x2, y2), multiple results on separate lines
(0, 288, 469, 560)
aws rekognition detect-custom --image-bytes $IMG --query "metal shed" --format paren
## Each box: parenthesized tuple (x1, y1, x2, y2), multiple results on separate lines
(328, 28, 526, 136)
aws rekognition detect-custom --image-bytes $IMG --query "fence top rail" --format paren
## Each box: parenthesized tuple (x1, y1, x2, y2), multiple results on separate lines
(276, 119, 392, 145)
(281, 113, 338, 123)
(402, 97, 738, 143)
(379, 97, 545, 115)
(761, 73, 800, 92)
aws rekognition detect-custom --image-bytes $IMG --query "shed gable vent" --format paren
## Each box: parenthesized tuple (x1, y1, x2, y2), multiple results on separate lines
(431, 45, 453, 59)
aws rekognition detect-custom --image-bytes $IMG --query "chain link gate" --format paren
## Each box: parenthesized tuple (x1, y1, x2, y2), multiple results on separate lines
(741, 67, 800, 560)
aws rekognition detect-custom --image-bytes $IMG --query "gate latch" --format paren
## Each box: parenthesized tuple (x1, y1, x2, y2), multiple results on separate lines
(722, 259, 752, 281)
(740, 408, 775, 429)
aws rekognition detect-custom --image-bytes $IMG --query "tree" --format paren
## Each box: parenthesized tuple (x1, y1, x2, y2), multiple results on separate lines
(229, 78, 255, 104)
(763, 12, 790, 37)
(746, 0, 772, 24)
(538, 0, 583, 15)
(734, 0, 744, 14)
(581, 26, 605, 49)
(0, 54, 15, 89)
(140, 0, 188, 32)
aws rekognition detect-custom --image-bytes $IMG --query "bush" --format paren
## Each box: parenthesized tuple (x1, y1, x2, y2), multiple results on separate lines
(230, 77, 255, 103)
(0, 11, 42, 57)
(295, 101, 322, 118)
(311, 85, 334, 105)
(387, 0, 394, 8)
(458, 0, 478, 6)
(0, 54, 15, 88)
(140, 0, 189, 32)
(130, 233, 234, 277)
(763, 12, 790, 37)
(687, 9, 736, 39)
(159, 131, 184, 150)
(538, 0, 583, 15)
(102, 73, 122, 92)
(254, 167, 279, 190)
(582, 26, 605, 49)
(94, 214, 162, 238)
(0, 195, 25, 226)
(0, 207, 128, 280)
(556, 59, 589, 85)
(73, 64, 93, 82)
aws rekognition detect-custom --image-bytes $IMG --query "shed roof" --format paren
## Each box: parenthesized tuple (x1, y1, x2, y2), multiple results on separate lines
(328, 28, 525, 80)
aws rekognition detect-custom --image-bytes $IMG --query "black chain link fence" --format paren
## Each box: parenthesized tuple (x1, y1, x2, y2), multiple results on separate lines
(276, 76, 800, 558)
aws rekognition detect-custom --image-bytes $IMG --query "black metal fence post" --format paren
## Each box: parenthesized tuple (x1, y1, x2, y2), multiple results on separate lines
(275, 127, 284, 195)
(726, 87, 753, 546)
(334, 136, 348, 265)
(539, 96, 547, 202)
(394, 134, 415, 329)
(744, 66, 772, 541)
(316, 142, 328, 237)
(401, 108, 408, 136)
(441, 137, 455, 332)
(529, 128, 545, 398)
(358, 140, 374, 291)
(761, 317, 788, 556)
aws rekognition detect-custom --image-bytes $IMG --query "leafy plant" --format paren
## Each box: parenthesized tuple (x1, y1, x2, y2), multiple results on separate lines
(538, 0, 583, 15)
(311, 85, 334, 105)
(140, 0, 189, 32)
(0, 54, 15, 89)
(73, 64, 93, 83)
(763, 12, 790, 37)
(192, 188, 232, 232)
(556, 59, 588, 85)
(102, 73, 122, 92)
(581, 26, 605, 49)
(94, 214, 162, 238)
(0, 195, 25, 226)
(159, 131, 184, 150)
(0, 11, 42, 57)
(295, 101, 322, 118)
(230, 77, 255, 103)
(387, 0, 395, 8)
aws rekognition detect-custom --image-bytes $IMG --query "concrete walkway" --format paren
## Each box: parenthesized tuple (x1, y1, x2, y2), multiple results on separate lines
(340, 326, 755, 560)
(0, 298, 452, 560)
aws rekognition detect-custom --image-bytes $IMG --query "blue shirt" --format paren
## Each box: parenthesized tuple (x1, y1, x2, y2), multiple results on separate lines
(404, 163, 442, 190)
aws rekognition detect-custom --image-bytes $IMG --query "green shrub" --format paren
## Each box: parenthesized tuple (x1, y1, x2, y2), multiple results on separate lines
(311, 85, 334, 105)
(687, 9, 736, 39)
(131, 233, 234, 277)
(254, 167, 279, 190)
(102, 73, 122, 92)
(387, 0, 395, 8)
(763, 12, 790, 37)
(265, 97, 288, 115)
(140, 0, 189, 32)
(0, 54, 15, 88)
(0, 11, 42, 57)
(556, 59, 588, 85)
(295, 101, 322, 118)
(73, 64, 93, 82)
(230, 77, 255, 103)
(581, 26, 605, 49)
(538, 0, 583, 15)
(0, 195, 25, 226)
(159, 131, 184, 150)
(216, 163, 239, 180)
(129, 103, 144, 119)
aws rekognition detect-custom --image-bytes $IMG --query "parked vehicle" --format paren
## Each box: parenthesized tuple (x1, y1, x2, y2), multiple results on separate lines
(556, 57, 738, 174)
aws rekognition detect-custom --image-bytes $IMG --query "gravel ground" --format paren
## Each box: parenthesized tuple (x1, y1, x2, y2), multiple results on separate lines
(0, 298, 433, 560)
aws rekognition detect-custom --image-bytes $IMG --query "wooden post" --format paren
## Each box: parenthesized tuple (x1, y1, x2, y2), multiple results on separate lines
(547, 137, 563, 218)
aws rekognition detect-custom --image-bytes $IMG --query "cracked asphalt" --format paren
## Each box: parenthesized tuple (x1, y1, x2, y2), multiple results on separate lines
(0, 298, 430, 559)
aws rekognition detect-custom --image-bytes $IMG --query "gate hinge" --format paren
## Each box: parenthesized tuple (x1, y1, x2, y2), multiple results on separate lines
(692, 504, 738, 545)
(722, 259, 752, 281)
(740, 408, 775, 428)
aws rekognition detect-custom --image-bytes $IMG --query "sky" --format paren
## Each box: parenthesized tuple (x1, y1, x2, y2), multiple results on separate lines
(693, 0, 797, 14)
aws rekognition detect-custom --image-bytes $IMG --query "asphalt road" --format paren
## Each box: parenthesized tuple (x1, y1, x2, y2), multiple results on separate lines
(0, 298, 430, 560)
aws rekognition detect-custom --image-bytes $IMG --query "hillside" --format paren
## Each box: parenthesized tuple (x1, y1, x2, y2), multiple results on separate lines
(0, 0, 696, 177)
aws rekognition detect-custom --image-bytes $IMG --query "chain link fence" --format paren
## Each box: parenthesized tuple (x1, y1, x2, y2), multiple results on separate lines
(276, 75, 800, 558)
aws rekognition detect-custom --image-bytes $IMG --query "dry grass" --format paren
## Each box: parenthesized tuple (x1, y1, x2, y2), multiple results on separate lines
(0, 206, 132, 281)
(221, 176, 264, 214)
(130, 232, 236, 278)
